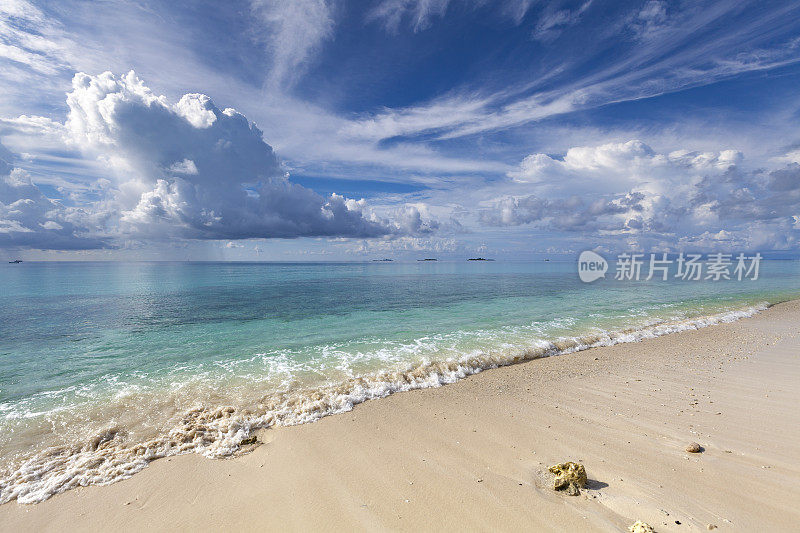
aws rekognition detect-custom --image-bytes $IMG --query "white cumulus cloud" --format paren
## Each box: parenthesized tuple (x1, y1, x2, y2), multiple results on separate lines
(63, 71, 396, 241)
(0, 141, 106, 249)
(481, 139, 800, 250)
(0, 71, 446, 250)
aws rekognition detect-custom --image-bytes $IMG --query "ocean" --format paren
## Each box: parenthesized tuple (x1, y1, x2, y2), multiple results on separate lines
(1, 259, 798, 504)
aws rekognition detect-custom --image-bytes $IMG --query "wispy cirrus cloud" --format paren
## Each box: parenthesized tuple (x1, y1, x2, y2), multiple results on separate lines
(367, 0, 452, 33)
(366, 0, 541, 32)
(0, 0, 76, 74)
(249, 0, 335, 89)
(351, 1, 800, 144)
(531, 0, 593, 42)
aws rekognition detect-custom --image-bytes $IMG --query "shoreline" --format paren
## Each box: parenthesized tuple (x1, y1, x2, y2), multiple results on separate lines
(0, 299, 776, 505)
(3, 299, 800, 530)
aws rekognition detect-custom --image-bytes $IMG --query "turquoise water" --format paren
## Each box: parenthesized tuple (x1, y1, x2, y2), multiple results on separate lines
(1, 260, 799, 503)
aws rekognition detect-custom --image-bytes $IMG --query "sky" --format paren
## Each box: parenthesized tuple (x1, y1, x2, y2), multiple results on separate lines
(1, 0, 800, 261)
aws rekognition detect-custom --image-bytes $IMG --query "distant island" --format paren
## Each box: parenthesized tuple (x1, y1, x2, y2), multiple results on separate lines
(8, 259, 22, 264)
(467, 258, 494, 261)
(418, 258, 437, 261)
(372, 259, 393, 262)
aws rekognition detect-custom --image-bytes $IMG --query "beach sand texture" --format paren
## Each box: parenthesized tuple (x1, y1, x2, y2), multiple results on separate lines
(2, 300, 799, 532)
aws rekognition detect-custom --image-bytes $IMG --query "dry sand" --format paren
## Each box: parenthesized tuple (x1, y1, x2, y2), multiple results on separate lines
(2, 300, 800, 532)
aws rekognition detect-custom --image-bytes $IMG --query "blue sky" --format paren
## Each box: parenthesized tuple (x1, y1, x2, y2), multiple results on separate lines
(1, 0, 800, 260)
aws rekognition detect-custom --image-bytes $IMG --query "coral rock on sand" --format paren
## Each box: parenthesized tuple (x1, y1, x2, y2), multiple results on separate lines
(629, 520, 655, 533)
(685, 442, 702, 453)
(548, 462, 587, 496)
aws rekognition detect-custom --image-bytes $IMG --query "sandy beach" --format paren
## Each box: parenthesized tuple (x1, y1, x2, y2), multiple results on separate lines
(4, 2, 800, 530)
(2, 299, 799, 532)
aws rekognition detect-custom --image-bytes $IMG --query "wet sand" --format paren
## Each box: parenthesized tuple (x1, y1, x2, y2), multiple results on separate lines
(3, 300, 799, 532)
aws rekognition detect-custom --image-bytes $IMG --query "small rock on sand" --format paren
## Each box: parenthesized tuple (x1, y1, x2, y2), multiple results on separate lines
(685, 442, 702, 453)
